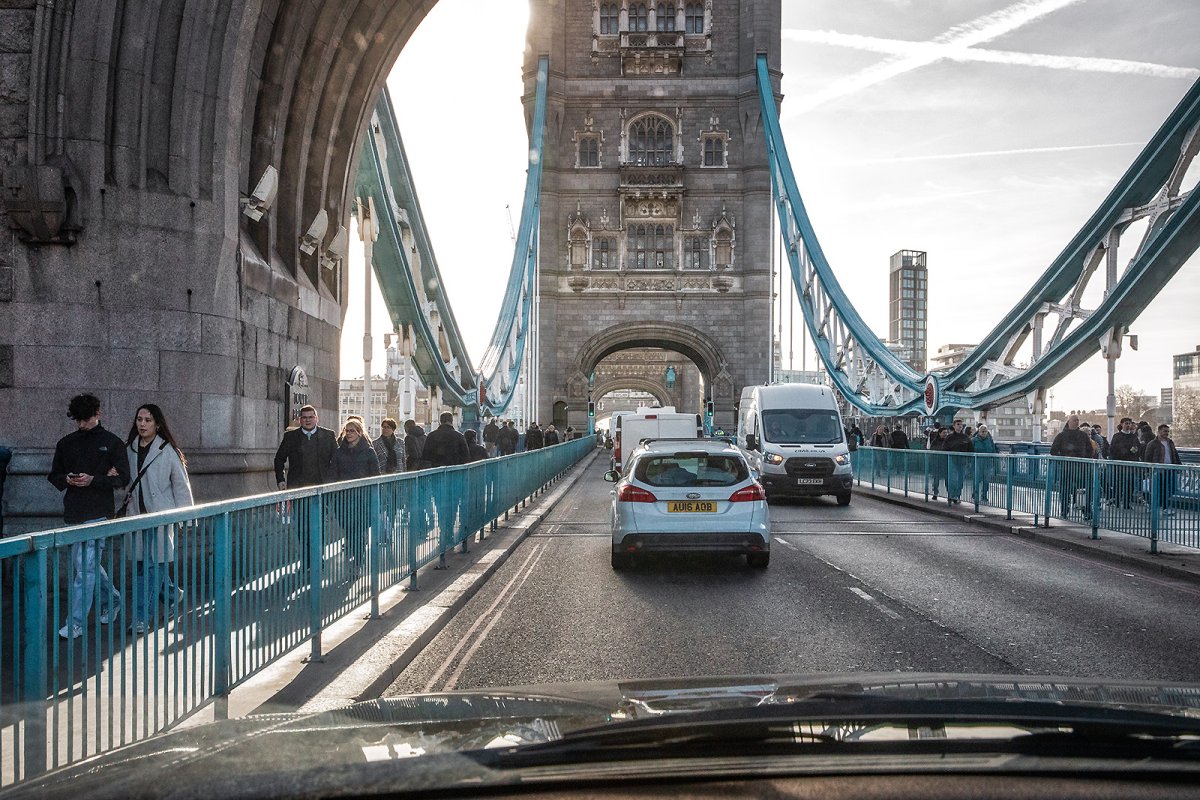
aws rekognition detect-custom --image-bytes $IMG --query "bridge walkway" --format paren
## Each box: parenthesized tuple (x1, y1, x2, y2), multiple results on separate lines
(209, 453, 1200, 722)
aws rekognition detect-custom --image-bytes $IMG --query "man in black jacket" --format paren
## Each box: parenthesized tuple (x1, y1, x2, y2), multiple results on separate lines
(942, 419, 974, 504)
(404, 419, 429, 471)
(1050, 414, 1095, 518)
(482, 418, 500, 457)
(47, 394, 131, 639)
(1108, 417, 1144, 508)
(890, 425, 910, 450)
(424, 413, 470, 467)
(496, 421, 519, 455)
(524, 422, 544, 451)
(274, 405, 336, 489)
(1144, 424, 1182, 515)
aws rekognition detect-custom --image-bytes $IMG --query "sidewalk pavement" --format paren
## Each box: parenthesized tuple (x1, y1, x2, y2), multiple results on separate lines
(854, 482, 1200, 586)
(178, 449, 600, 727)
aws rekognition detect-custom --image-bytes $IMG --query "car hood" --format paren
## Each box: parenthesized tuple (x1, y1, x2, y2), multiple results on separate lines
(11, 672, 1200, 798)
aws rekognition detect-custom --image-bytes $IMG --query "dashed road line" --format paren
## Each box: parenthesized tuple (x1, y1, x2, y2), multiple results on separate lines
(847, 586, 903, 620)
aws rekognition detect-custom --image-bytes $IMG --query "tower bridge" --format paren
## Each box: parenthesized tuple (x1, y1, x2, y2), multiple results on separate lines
(2, 0, 1200, 535)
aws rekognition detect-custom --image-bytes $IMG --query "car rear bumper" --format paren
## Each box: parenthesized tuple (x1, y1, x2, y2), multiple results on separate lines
(612, 532, 769, 554)
(762, 473, 853, 498)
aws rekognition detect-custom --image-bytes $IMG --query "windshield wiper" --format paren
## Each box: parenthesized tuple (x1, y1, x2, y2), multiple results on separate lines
(475, 695, 1200, 768)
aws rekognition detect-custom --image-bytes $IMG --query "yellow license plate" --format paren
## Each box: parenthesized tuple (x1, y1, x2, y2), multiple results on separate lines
(667, 501, 717, 513)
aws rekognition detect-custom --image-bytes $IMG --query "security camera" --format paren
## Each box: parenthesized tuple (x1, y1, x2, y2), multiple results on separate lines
(241, 166, 278, 221)
(322, 225, 348, 270)
(299, 209, 328, 255)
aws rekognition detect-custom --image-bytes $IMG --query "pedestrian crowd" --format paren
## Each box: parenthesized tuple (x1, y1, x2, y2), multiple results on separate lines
(47, 391, 573, 641)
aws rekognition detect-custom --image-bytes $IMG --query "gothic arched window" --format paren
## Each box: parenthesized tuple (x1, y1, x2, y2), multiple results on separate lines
(578, 136, 600, 167)
(593, 237, 615, 269)
(685, 236, 709, 269)
(685, 3, 704, 34)
(599, 3, 619, 35)
(628, 115, 674, 166)
(630, 3, 649, 33)
(656, 3, 676, 31)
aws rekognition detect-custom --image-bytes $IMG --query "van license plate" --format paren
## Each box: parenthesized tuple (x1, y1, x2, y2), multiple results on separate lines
(667, 501, 717, 513)
(796, 478, 824, 485)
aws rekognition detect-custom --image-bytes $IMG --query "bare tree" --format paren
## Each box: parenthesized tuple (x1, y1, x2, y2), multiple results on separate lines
(1115, 384, 1156, 422)
(1173, 388, 1200, 447)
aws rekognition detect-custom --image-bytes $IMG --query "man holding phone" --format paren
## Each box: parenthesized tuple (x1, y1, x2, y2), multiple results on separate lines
(47, 393, 130, 639)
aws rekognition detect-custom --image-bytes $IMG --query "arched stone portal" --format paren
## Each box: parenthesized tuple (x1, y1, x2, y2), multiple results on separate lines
(0, 1, 444, 532)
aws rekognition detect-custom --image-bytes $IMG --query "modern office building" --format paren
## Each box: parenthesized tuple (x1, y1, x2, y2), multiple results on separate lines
(889, 250, 928, 372)
(1173, 345, 1200, 392)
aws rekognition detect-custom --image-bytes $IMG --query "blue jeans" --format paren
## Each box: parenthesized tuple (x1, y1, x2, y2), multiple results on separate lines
(132, 559, 181, 624)
(67, 528, 121, 629)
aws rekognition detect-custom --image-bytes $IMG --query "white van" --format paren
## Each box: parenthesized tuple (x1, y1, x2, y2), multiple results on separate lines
(612, 406, 703, 472)
(737, 384, 855, 505)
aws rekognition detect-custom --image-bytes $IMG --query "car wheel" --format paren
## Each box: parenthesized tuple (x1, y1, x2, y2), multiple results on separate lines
(611, 552, 631, 570)
(747, 552, 769, 568)
(836, 492, 852, 506)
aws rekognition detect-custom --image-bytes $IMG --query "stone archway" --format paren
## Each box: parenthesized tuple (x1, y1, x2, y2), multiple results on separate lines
(0, 1, 448, 531)
(591, 377, 671, 409)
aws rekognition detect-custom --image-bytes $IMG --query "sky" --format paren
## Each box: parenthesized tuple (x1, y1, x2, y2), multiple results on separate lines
(342, 0, 1200, 416)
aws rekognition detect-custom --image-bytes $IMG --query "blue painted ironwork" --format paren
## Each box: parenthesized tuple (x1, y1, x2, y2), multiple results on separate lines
(353, 56, 549, 416)
(0, 438, 593, 786)
(756, 54, 1200, 416)
(853, 446, 1200, 550)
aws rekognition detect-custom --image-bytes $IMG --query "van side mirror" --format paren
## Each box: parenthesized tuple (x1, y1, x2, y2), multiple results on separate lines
(603, 470, 620, 482)
(745, 434, 759, 451)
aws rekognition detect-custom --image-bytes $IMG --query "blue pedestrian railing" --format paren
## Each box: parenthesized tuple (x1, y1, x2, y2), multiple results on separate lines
(0, 437, 594, 786)
(851, 446, 1200, 550)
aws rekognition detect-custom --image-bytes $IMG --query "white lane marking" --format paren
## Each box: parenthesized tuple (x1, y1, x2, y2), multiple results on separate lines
(847, 586, 904, 621)
(422, 543, 546, 692)
(775, 537, 798, 549)
(441, 543, 550, 691)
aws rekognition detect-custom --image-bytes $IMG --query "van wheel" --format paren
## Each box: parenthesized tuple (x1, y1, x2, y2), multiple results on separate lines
(836, 492, 852, 506)
(611, 552, 631, 570)
(747, 553, 769, 568)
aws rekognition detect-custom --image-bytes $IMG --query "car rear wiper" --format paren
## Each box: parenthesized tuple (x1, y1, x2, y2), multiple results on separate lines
(475, 695, 1200, 768)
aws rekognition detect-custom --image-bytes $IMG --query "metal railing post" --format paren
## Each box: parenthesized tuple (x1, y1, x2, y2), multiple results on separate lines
(1149, 466, 1160, 554)
(369, 484, 381, 619)
(903, 448, 909, 496)
(20, 544, 50, 779)
(213, 512, 233, 719)
(1006, 455, 1014, 520)
(973, 456, 980, 512)
(1090, 461, 1101, 539)
(1042, 458, 1053, 527)
(306, 496, 324, 662)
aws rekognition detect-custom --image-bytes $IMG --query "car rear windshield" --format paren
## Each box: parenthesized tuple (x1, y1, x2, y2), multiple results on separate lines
(762, 409, 845, 445)
(634, 454, 749, 487)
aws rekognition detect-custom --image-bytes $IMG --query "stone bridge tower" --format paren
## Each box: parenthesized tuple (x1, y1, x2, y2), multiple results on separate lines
(525, 0, 781, 432)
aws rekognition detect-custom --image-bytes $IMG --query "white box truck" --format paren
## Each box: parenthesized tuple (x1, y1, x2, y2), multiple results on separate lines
(612, 407, 703, 472)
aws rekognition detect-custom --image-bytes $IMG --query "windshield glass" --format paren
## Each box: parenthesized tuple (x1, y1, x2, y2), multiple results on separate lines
(762, 409, 845, 445)
(634, 454, 749, 486)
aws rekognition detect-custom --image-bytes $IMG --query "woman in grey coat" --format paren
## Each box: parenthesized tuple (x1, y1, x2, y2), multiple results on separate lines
(125, 404, 194, 634)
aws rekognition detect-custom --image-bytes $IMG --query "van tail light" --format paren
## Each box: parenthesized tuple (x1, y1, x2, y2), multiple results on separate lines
(728, 484, 766, 503)
(617, 484, 658, 503)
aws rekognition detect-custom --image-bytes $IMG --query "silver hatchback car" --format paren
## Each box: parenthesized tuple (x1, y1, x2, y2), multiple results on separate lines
(604, 439, 771, 569)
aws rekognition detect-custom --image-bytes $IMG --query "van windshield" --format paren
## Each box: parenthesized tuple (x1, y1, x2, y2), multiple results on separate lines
(762, 409, 844, 445)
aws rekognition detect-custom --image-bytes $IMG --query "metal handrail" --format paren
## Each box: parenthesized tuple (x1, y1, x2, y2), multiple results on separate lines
(852, 445, 1199, 550)
(0, 437, 594, 786)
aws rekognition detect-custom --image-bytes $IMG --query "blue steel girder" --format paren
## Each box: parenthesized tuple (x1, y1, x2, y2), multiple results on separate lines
(352, 56, 550, 415)
(355, 87, 476, 408)
(755, 54, 1200, 416)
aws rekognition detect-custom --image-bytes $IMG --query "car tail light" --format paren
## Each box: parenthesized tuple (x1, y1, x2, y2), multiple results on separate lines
(617, 484, 658, 503)
(728, 484, 766, 502)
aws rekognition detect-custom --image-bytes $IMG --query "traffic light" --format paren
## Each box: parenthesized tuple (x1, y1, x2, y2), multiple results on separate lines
(705, 400, 715, 417)
(588, 401, 595, 417)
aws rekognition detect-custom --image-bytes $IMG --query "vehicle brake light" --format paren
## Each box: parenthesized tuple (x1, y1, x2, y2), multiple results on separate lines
(644, 415, 657, 419)
(728, 484, 766, 502)
(617, 484, 658, 503)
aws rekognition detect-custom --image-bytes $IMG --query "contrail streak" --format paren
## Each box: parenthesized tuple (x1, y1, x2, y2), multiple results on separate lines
(843, 142, 1145, 166)
(782, 29, 1199, 81)
(783, 0, 1088, 115)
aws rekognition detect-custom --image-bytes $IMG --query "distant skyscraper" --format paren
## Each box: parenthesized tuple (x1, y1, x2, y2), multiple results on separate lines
(889, 250, 928, 372)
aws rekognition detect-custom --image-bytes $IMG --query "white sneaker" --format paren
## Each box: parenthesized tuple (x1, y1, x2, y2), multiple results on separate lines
(59, 625, 83, 640)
